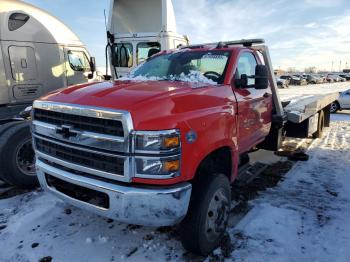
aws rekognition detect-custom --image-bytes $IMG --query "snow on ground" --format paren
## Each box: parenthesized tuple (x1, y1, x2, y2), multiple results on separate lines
(230, 112, 350, 262)
(0, 113, 350, 262)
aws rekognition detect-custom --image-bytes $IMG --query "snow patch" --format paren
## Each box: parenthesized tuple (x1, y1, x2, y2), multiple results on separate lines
(120, 70, 217, 87)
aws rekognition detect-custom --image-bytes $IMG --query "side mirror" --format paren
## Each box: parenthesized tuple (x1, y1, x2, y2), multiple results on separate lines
(89, 57, 96, 73)
(255, 64, 268, 89)
(103, 75, 112, 81)
(111, 46, 118, 66)
(233, 74, 248, 88)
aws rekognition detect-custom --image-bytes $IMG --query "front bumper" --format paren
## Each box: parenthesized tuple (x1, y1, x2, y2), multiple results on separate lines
(36, 159, 192, 227)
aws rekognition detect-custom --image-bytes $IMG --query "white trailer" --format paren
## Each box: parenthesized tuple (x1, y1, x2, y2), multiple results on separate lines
(107, 0, 189, 78)
(0, 0, 96, 188)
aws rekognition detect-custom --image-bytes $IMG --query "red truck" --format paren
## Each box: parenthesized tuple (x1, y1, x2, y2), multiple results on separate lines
(31, 39, 336, 255)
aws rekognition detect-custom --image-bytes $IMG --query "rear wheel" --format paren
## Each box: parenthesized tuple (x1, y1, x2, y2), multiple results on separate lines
(330, 102, 339, 113)
(179, 174, 231, 255)
(0, 121, 38, 188)
(313, 110, 325, 139)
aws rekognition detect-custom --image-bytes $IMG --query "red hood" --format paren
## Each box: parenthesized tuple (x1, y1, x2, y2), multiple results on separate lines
(40, 80, 230, 130)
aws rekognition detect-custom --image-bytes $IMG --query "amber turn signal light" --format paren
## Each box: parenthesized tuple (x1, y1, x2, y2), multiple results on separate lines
(164, 136, 180, 149)
(163, 160, 180, 172)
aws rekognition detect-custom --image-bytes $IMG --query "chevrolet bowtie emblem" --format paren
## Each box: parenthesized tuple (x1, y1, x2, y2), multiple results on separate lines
(55, 125, 79, 139)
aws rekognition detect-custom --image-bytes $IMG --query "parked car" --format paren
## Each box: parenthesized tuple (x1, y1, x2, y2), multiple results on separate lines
(276, 77, 289, 88)
(305, 74, 324, 84)
(330, 89, 350, 113)
(280, 75, 307, 85)
(292, 76, 308, 85)
(326, 74, 342, 82)
(339, 74, 350, 81)
(317, 74, 327, 83)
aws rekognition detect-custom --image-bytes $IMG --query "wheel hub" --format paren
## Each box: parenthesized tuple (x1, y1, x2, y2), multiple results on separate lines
(16, 138, 36, 176)
(205, 189, 229, 241)
(330, 103, 337, 113)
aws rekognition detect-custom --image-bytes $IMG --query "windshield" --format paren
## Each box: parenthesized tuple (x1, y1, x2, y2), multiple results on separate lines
(125, 50, 231, 85)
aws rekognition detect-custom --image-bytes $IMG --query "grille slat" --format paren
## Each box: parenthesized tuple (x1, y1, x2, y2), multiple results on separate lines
(34, 109, 124, 137)
(35, 138, 124, 175)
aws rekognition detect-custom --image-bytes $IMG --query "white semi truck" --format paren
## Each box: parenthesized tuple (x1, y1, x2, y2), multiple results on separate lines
(0, 0, 96, 188)
(106, 0, 189, 78)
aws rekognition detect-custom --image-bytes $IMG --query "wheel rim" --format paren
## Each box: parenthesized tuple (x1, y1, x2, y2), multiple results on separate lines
(16, 138, 36, 176)
(330, 103, 337, 113)
(205, 188, 230, 242)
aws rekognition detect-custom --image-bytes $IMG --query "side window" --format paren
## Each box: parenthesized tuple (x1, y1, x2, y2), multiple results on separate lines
(236, 52, 257, 85)
(137, 42, 161, 65)
(8, 13, 30, 31)
(8, 46, 38, 81)
(67, 50, 90, 72)
(113, 43, 133, 68)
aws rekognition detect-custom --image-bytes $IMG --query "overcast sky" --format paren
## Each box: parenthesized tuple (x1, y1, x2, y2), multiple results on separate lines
(24, 0, 350, 71)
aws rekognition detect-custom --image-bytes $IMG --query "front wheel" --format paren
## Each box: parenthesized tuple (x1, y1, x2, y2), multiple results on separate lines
(179, 174, 231, 255)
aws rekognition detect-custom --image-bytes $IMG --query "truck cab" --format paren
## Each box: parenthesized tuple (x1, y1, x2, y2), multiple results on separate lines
(107, 0, 189, 78)
(0, 0, 96, 120)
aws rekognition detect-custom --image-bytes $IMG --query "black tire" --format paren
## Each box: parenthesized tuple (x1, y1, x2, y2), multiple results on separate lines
(179, 174, 231, 255)
(330, 102, 339, 113)
(0, 121, 38, 188)
(313, 110, 325, 139)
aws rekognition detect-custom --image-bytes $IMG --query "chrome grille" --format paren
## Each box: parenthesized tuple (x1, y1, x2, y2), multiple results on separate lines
(32, 101, 134, 182)
(34, 108, 124, 137)
(35, 137, 124, 175)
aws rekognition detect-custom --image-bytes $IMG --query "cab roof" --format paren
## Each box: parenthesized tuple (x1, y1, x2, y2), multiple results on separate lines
(0, 0, 83, 45)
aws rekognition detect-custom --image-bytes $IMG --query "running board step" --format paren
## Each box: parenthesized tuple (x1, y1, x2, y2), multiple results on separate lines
(236, 162, 268, 186)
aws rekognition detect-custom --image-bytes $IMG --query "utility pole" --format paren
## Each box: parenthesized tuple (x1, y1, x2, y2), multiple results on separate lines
(331, 61, 334, 72)
(339, 61, 342, 72)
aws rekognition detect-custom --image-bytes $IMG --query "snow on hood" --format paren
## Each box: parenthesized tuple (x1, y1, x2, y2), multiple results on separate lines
(120, 70, 218, 88)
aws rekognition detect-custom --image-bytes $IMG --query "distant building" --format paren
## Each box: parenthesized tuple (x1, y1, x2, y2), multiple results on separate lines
(343, 69, 350, 73)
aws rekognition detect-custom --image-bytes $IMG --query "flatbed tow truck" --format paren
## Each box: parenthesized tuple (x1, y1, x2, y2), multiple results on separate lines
(31, 39, 348, 255)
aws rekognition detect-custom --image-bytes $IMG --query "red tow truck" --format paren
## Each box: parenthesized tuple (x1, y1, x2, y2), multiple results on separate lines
(31, 39, 337, 255)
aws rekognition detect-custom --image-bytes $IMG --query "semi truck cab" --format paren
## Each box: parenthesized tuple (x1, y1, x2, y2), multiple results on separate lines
(107, 0, 189, 78)
(0, 0, 97, 189)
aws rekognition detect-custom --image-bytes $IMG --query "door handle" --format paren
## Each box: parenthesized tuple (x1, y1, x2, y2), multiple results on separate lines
(263, 92, 270, 98)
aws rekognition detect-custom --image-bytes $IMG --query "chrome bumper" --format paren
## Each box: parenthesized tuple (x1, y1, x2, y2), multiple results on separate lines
(36, 159, 192, 227)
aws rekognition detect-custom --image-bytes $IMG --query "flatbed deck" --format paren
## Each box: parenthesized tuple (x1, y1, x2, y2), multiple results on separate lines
(278, 82, 350, 123)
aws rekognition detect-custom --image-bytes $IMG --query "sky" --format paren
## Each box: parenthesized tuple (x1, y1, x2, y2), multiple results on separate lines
(23, 0, 350, 72)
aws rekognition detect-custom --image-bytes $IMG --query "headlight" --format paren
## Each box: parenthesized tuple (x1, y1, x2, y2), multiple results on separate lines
(132, 129, 181, 178)
(134, 129, 180, 153)
(135, 157, 180, 178)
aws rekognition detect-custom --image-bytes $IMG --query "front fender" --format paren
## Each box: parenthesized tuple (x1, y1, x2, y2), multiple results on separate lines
(181, 105, 238, 182)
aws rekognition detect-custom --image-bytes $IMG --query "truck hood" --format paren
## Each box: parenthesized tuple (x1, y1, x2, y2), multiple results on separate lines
(39, 80, 228, 130)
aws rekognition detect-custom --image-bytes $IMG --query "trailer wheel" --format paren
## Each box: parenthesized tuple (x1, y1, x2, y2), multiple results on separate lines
(0, 121, 38, 189)
(179, 174, 231, 255)
(313, 110, 325, 139)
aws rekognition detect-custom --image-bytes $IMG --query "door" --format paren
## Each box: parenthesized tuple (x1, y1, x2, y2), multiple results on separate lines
(8, 45, 43, 101)
(9, 46, 37, 81)
(65, 47, 91, 86)
(233, 51, 273, 153)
